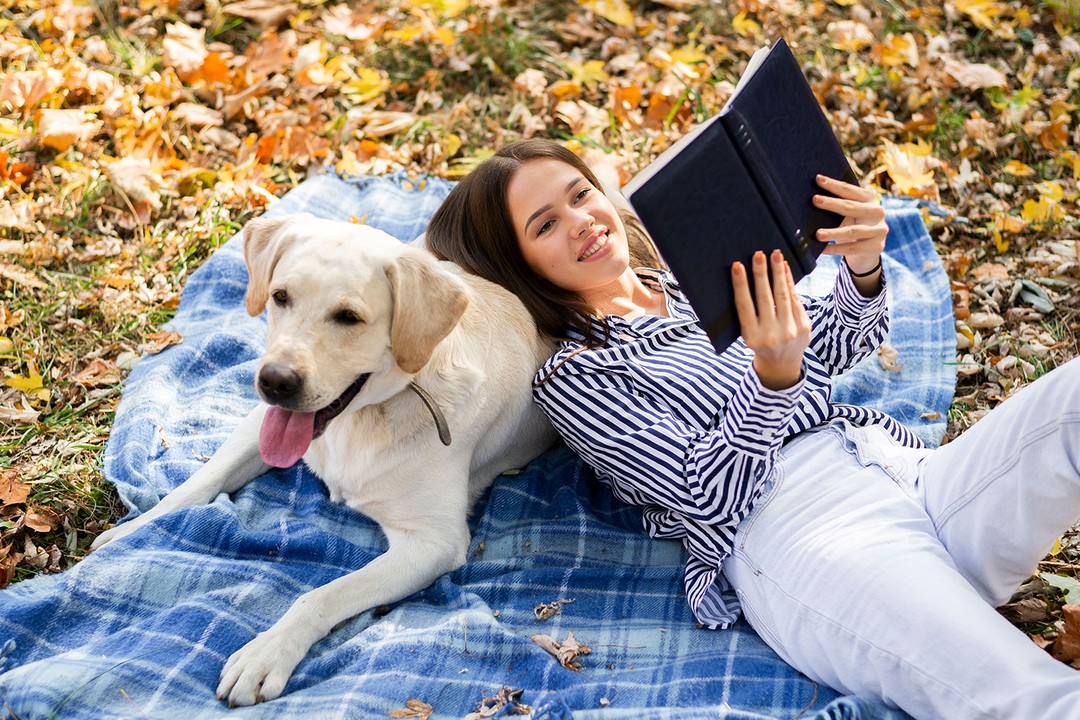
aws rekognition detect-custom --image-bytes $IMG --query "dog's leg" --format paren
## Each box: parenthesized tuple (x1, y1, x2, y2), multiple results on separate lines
(90, 405, 270, 550)
(216, 522, 469, 706)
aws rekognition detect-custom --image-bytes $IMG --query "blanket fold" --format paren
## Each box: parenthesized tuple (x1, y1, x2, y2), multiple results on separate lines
(0, 171, 953, 720)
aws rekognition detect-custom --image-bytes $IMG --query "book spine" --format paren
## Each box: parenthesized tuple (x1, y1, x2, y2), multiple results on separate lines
(723, 110, 817, 277)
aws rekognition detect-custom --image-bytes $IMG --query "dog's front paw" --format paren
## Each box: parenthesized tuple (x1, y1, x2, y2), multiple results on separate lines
(216, 629, 306, 706)
(89, 521, 136, 551)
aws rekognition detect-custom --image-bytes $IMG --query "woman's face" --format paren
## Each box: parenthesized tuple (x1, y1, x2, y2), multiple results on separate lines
(506, 158, 630, 296)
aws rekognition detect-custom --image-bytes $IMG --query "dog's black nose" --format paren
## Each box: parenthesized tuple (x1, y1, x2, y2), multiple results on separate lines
(258, 364, 303, 404)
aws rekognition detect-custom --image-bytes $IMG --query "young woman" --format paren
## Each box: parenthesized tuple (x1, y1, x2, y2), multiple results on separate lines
(424, 138, 1080, 720)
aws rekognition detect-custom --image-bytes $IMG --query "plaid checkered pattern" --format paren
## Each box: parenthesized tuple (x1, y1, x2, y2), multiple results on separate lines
(0, 170, 953, 719)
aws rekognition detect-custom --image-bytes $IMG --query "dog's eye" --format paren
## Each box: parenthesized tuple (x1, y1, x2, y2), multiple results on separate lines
(332, 309, 364, 326)
(271, 289, 288, 306)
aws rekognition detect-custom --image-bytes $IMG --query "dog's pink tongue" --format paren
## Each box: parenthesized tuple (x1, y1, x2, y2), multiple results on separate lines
(260, 406, 316, 468)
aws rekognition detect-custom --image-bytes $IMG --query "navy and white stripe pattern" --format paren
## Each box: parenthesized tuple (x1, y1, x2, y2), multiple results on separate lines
(533, 266, 924, 629)
(0, 174, 950, 719)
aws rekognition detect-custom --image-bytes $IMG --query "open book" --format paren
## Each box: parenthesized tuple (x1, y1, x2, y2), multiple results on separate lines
(623, 37, 858, 354)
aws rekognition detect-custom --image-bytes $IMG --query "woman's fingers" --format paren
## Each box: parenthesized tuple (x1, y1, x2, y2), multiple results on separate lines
(752, 251, 775, 319)
(770, 250, 792, 322)
(815, 174, 877, 202)
(731, 260, 758, 334)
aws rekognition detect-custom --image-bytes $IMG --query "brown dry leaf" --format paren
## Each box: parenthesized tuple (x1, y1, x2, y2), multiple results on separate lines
(530, 630, 591, 671)
(224, 0, 298, 30)
(942, 58, 1008, 89)
(0, 472, 31, 506)
(877, 343, 903, 372)
(0, 68, 64, 111)
(971, 262, 1010, 280)
(23, 508, 58, 533)
(141, 330, 184, 355)
(534, 598, 575, 621)
(463, 687, 531, 720)
(387, 698, 433, 719)
(37, 108, 100, 152)
(999, 597, 1050, 624)
(73, 358, 121, 388)
(162, 23, 209, 81)
(106, 158, 161, 225)
(0, 543, 25, 588)
(0, 404, 39, 424)
(171, 102, 224, 128)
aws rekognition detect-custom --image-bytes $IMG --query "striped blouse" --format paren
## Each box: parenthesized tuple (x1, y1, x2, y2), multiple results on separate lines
(532, 266, 924, 629)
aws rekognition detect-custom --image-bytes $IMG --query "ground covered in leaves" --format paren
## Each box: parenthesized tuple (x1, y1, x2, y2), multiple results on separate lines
(2, 0, 1080, 662)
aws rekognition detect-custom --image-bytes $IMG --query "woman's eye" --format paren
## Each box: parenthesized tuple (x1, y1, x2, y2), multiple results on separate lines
(537, 220, 553, 236)
(271, 290, 288, 306)
(575, 187, 591, 202)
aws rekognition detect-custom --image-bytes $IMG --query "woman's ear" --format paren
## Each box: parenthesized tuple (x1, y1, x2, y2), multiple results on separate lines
(384, 250, 469, 374)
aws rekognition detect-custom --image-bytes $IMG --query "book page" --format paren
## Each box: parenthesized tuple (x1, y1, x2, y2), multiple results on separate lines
(725, 44, 771, 108)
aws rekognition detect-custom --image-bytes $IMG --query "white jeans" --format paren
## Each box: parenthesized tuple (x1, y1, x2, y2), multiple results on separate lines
(727, 357, 1080, 720)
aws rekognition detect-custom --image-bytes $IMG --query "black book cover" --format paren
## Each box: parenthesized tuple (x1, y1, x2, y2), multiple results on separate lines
(623, 37, 856, 354)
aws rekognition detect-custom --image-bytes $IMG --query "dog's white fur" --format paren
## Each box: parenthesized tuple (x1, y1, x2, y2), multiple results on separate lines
(91, 214, 556, 706)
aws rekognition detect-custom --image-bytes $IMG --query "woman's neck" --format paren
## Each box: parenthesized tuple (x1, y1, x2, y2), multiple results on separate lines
(584, 267, 668, 320)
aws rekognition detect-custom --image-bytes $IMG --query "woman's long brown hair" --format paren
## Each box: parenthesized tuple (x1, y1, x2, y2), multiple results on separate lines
(424, 139, 660, 346)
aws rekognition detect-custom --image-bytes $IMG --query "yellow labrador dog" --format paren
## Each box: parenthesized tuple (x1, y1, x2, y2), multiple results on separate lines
(91, 213, 556, 705)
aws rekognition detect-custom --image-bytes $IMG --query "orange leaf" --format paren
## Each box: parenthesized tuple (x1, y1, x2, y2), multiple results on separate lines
(0, 473, 31, 506)
(23, 508, 57, 532)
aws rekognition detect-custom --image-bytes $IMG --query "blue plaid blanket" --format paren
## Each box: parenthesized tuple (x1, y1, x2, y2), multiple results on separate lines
(0, 172, 954, 719)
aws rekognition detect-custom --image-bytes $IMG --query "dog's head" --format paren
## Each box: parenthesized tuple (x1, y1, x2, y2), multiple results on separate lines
(242, 213, 469, 467)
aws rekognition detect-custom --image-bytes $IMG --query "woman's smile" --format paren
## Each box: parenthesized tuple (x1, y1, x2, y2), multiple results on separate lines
(578, 229, 611, 262)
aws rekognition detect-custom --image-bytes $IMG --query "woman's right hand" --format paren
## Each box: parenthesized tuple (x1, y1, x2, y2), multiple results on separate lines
(732, 249, 811, 391)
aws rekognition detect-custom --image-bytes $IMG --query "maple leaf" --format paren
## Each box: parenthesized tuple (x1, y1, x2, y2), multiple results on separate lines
(5, 363, 49, 403)
(1021, 197, 1064, 225)
(0, 473, 31, 506)
(880, 139, 936, 194)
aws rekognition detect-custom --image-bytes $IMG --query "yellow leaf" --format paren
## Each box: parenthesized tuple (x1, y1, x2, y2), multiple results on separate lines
(1002, 160, 1035, 177)
(877, 33, 919, 67)
(431, 26, 455, 45)
(671, 43, 708, 66)
(1036, 181, 1064, 202)
(993, 226, 1008, 253)
(880, 139, 936, 193)
(5, 364, 49, 402)
(577, 0, 635, 27)
(953, 0, 1008, 31)
(1020, 197, 1064, 224)
(1051, 537, 1063, 556)
(992, 212, 1027, 234)
(567, 60, 609, 87)
(342, 67, 390, 103)
(732, 10, 761, 38)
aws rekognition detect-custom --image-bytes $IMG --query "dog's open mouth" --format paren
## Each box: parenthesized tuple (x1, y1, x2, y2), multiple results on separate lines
(258, 373, 371, 469)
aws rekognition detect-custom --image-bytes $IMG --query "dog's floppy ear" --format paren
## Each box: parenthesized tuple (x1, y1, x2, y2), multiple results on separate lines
(243, 215, 298, 316)
(385, 251, 469, 374)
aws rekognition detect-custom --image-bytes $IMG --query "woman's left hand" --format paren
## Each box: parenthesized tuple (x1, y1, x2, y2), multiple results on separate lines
(813, 174, 886, 276)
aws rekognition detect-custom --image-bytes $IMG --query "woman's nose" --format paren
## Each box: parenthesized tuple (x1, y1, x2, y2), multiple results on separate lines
(572, 208, 594, 237)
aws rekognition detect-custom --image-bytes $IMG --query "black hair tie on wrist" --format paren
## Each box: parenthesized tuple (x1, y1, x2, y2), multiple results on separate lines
(847, 258, 882, 278)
